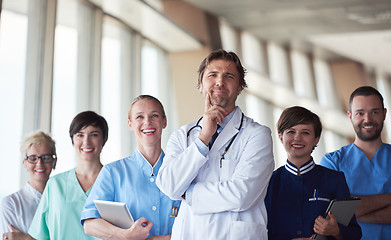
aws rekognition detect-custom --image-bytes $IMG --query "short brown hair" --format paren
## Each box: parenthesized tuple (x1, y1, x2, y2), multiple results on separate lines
(277, 106, 322, 139)
(69, 111, 108, 145)
(349, 86, 384, 112)
(197, 49, 247, 90)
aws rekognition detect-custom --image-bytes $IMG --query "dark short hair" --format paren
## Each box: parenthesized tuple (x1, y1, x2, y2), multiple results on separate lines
(349, 86, 384, 112)
(197, 49, 247, 90)
(127, 95, 166, 120)
(277, 106, 322, 139)
(69, 111, 108, 145)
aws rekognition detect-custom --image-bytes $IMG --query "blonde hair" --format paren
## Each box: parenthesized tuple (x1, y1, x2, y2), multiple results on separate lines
(128, 95, 166, 120)
(20, 131, 56, 161)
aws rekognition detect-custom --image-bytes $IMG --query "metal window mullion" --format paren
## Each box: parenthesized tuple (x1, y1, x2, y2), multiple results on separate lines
(90, 7, 103, 113)
(76, 3, 90, 112)
(23, 0, 56, 135)
(40, 0, 56, 131)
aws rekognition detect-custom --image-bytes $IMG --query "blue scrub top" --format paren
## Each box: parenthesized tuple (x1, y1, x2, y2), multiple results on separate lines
(81, 149, 180, 237)
(265, 159, 362, 240)
(321, 143, 391, 240)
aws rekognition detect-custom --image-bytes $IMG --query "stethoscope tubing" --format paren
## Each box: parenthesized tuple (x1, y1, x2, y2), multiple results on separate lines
(186, 113, 244, 167)
(186, 116, 203, 138)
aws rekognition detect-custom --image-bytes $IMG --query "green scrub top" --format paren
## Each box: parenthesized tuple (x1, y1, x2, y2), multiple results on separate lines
(29, 169, 100, 240)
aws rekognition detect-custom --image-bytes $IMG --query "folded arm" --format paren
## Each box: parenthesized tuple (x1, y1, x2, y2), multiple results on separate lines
(83, 217, 152, 240)
(191, 127, 274, 214)
(355, 193, 391, 224)
(157, 123, 274, 215)
(156, 128, 209, 200)
(2, 225, 35, 240)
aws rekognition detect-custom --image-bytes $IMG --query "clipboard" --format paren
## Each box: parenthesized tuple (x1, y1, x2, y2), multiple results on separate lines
(94, 200, 134, 229)
(312, 198, 361, 239)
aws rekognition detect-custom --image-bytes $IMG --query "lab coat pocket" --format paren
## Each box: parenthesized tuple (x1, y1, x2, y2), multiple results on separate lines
(220, 157, 238, 181)
(229, 221, 267, 240)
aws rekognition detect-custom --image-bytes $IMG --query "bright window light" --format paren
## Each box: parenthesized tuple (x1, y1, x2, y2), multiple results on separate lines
(0, 10, 28, 197)
(101, 34, 122, 164)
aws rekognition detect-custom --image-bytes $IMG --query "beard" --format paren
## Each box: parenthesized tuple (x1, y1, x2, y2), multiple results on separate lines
(210, 95, 230, 108)
(209, 87, 237, 109)
(355, 122, 383, 141)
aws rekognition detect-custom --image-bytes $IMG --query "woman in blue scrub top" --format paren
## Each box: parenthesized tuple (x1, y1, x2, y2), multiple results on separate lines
(81, 95, 180, 240)
(265, 106, 361, 240)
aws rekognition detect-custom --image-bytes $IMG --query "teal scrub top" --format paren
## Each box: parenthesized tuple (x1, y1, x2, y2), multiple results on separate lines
(29, 169, 100, 240)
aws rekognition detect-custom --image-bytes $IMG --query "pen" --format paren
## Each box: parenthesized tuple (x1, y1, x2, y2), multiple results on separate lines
(313, 189, 316, 199)
(171, 206, 178, 218)
(316, 189, 318, 200)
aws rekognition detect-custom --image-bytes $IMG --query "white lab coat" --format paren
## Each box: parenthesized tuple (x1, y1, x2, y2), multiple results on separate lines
(157, 107, 274, 240)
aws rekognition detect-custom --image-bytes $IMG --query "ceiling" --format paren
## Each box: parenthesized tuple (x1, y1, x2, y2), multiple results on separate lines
(183, 0, 391, 73)
(89, 0, 202, 52)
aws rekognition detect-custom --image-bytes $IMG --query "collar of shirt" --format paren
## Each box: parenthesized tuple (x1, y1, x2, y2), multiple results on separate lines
(285, 158, 315, 176)
(135, 149, 164, 177)
(68, 168, 91, 200)
(217, 106, 237, 133)
(26, 181, 42, 199)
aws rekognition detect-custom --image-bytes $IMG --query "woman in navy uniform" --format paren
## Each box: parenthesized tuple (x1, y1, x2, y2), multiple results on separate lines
(265, 106, 361, 240)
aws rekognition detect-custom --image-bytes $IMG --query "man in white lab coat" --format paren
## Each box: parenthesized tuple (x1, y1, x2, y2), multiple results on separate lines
(156, 49, 274, 240)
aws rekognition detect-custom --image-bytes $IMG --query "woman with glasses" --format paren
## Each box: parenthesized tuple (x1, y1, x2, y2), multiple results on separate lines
(0, 131, 57, 240)
(28, 111, 108, 240)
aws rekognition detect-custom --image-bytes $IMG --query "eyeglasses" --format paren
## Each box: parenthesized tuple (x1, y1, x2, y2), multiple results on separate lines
(24, 154, 56, 164)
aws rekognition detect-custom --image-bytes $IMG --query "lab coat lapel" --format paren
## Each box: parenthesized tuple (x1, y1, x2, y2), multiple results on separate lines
(212, 108, 242, 151)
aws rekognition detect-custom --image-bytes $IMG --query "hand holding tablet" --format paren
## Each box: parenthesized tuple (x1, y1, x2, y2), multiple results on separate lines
(312, 198, 361, 239)
(94, 200, 135, 229)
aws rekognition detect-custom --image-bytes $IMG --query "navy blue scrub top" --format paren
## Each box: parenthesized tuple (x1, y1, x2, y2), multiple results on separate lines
(265, 159, 362, 240)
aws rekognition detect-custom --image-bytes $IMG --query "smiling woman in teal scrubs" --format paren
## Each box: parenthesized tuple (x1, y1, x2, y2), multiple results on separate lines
(28, 111, 108, 240)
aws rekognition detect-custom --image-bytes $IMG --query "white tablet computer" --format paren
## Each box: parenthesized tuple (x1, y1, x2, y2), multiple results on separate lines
(93, 200, 134, 229)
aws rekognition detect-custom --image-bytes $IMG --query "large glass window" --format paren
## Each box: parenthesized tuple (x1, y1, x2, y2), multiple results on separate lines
(0, 1, 28, 197)
(141, 42, 160, 97)
(241, 31, 266, 75)
(141, 42, 174, 147)
(51, 0, 79, 174)
(219, 19, 238, 52)
(101, 26, 122, 164)
(0, 0, 181, 199)
(101, 17, 134, 164)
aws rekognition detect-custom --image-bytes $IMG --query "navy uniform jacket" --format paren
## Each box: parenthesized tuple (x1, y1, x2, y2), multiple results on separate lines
(265, 159, 362, 240)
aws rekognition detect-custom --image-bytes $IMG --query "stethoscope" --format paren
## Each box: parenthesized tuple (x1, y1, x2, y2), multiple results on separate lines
(187, 113, 244, 168)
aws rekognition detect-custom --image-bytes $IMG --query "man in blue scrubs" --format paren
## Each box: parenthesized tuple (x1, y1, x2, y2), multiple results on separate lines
(321, 86, 391, 240)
